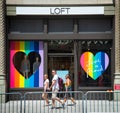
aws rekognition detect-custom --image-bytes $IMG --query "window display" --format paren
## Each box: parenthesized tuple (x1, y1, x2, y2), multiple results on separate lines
(10, 41, 44, 88)
(78, 40, 112, 87)
(80, 51, 109, 80)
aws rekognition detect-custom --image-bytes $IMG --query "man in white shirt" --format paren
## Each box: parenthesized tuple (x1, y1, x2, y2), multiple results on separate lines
(50, 69, 64, 109)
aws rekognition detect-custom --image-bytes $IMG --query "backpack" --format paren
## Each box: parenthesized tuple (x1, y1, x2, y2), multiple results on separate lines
(58, 77, 63, 91)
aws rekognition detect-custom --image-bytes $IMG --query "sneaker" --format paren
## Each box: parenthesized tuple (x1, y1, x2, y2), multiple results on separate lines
(51, 106, 55, 109)
(73, 102, 76, 105)
(45, 104, 50, 106)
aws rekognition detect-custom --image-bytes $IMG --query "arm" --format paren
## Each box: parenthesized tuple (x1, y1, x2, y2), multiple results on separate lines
(50, 80, 56, 90)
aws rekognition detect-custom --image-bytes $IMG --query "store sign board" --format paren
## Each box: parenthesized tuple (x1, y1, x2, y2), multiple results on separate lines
(114, 84, 120, 90)
(16, 6, 104, 15)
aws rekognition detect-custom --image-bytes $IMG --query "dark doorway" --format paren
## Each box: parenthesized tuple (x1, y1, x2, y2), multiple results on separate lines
(48, 56, 74, 91)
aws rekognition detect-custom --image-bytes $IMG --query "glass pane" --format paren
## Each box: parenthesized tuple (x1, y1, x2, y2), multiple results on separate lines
(48, 19, 73, 33)
(78, 40, 112, 87)
(9, 18, 44, 33)
(48, 56, 74, 90)
(79, 18, 112, 32)
(10, 41, 44, 88)
(48, 40, 74, 53)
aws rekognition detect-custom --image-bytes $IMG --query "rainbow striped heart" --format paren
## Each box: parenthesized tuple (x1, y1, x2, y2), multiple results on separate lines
(80, 51, 109, 80)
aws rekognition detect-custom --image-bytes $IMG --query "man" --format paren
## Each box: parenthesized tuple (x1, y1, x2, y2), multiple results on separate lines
(49, 69, 64, 109)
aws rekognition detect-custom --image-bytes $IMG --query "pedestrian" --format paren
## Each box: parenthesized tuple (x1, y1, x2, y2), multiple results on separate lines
(63, 74, 76, 104)
(42, 74, 50, 106)
(49, 69, 64, 109)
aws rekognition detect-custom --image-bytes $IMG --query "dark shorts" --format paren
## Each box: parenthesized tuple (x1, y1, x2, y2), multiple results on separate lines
(64, 87, 73, 98)
(46, 90, 49, 92)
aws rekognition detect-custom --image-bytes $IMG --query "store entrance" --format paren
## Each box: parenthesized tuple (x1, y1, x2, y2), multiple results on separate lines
(47, 40, 75, 91)
(48, 56, 74, 91)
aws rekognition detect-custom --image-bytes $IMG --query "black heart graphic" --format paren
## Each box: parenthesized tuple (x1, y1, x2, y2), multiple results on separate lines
(13, 51, 41, 79)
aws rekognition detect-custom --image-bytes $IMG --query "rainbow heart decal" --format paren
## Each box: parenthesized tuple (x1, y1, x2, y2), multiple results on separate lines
(80, 51, 109, 80)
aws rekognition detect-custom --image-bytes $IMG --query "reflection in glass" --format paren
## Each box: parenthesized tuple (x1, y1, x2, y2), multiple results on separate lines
(48, 40, 74, 53)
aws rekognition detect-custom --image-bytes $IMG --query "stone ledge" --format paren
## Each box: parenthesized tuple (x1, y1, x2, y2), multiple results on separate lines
(0, 74, 5, 81)
(6, 0, 113, 5)
(114, 73, 120, 79)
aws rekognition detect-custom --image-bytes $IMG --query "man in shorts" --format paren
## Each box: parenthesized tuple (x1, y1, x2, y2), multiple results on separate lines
(49, 69, 64, 109)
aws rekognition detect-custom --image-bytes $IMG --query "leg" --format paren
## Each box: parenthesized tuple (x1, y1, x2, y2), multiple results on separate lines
(70, 97, 76, 104)
(69, 92, 76, 104)
(52, 92, 56, 108)
(63, 98, 67, 103)
(54, 96, 65, 108)
(51, 90, 64, 108)
(53, 89, 63, 104)
(42, 93, 49, 105)
(54, 90, 65, 108)
(55, 97, 63, 104)
(44, 93, 49, 105)
(63, 93, 67, 103)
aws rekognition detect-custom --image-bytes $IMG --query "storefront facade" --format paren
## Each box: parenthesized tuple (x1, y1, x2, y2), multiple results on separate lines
(1, 0, 120, 97)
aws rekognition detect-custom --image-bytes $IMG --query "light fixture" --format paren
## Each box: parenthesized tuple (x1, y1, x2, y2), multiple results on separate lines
(99, 41, 103, 44)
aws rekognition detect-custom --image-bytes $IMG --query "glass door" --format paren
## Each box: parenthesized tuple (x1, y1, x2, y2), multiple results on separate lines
(48, 56, 74, 90)
(47, 40, 75, 90)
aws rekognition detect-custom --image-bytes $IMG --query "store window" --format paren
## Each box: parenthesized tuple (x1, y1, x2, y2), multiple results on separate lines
(9, 18, 44, 33)
(10, 41, 44, 88)
(78, 17, 112, 32)
(48, 40, 74, 53)
(48, 19, 73, 33)
(48, 40, 74, 89)
(78, 40, 112, 87)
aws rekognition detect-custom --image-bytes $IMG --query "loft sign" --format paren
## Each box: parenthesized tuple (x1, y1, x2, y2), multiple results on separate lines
(50, 8, 70, 15)
(16, 7, 104, 15)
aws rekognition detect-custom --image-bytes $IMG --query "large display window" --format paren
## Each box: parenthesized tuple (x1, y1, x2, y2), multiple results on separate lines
(47, 40, 113, 89)
(10, 41, 44, 88)
(78, 40, 112, 87)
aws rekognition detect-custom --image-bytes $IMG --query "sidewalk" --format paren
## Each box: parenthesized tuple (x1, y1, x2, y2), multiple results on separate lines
(0, 100, 83, 113)
(25, 100, 83, 113)
(1, 100, 120, 113)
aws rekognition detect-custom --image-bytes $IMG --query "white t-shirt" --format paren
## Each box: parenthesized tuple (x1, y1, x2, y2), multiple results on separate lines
(52, 74, 59, 91)
(44, 79, 49, 90)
